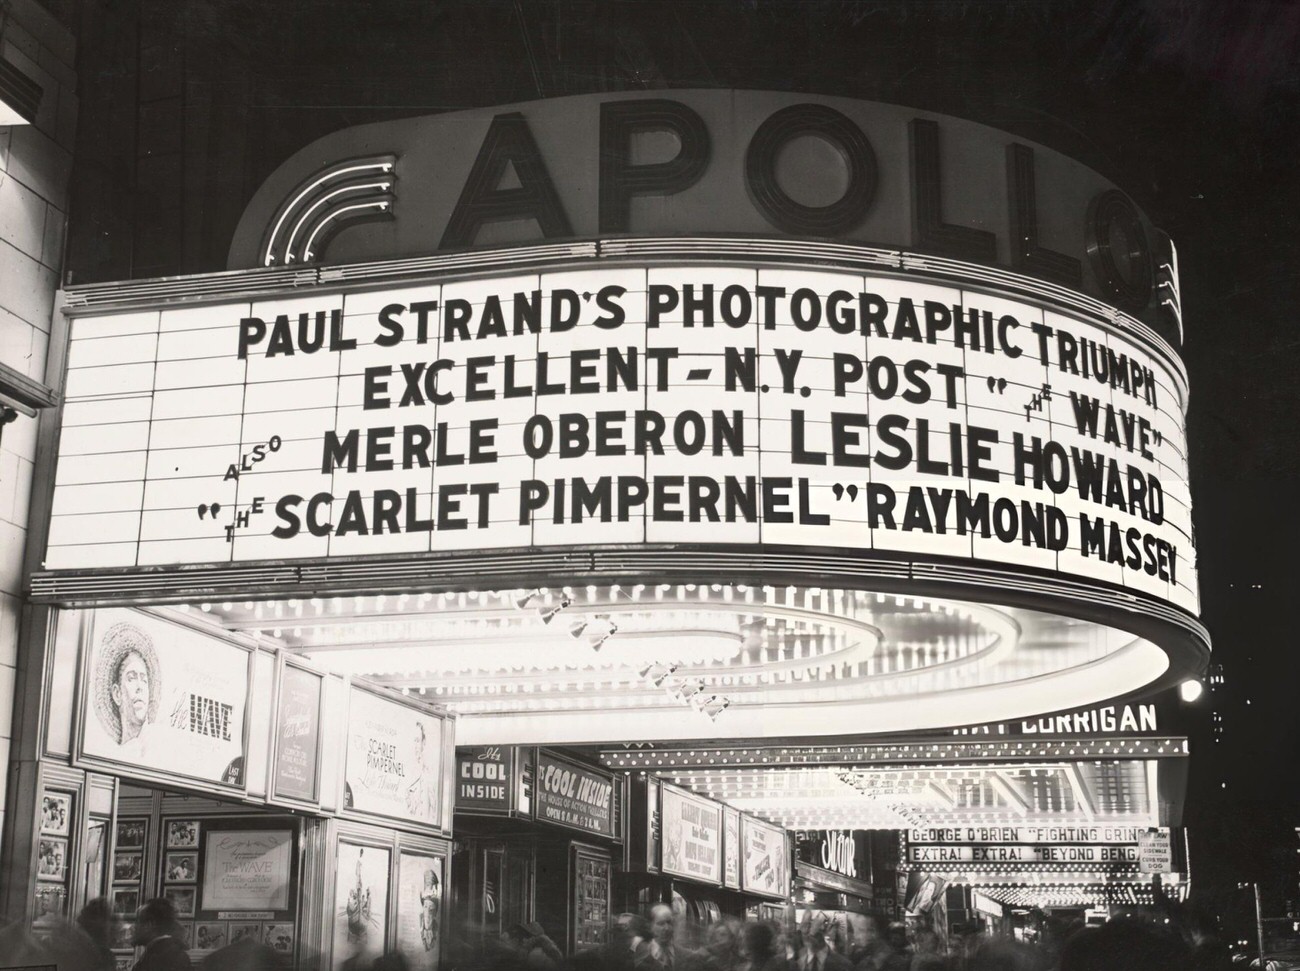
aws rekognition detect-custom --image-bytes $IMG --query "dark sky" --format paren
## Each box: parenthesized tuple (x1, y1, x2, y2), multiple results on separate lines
(59, 0, 1300, 902)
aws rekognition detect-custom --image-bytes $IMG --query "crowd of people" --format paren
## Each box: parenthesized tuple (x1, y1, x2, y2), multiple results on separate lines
(483, 903, 1241, 971)
(0, 896, 1245, 971)
(0, 896, 290, 970)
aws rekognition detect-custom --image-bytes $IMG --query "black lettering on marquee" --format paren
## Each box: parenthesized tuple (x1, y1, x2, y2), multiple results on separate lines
(1086, 189, 1153, 314)
(441, 112, 574, 249)
(1005, 143, 1082, 288)
(909, 119, 997, 263)
(745, 104, 877, 235)
(599, 99, 711, 233)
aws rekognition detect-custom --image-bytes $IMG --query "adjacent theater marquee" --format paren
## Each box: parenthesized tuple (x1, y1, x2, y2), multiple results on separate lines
(906, 826, 1146, 867)
(48, 265, 1196, 614)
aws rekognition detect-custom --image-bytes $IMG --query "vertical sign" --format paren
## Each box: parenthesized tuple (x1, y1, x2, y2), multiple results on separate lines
(455, 746, 513, 813)
(272, 662, 323, 803)
(646, 781, 660, 873)
(660, 786, 722, 885)
(723, 808, 741, 889)
(1138, 828, 1173, 873)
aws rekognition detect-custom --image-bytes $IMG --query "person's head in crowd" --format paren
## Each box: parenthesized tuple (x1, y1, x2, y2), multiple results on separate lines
(705, 918, 740, 963)
(912, 928, 940, 955)
(650, 905, 675, 949)
(741, 922, 777, 964)
(77, 897, 114, 946)
(502, 924, 532, 952)
(133, 897, 180, 947)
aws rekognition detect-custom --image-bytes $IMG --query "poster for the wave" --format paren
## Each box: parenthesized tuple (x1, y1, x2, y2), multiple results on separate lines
(661, 785, 721, 884)
(79, 608, 250, 788)
(343, 687, 445, 829)
(741, 816, 789, 898)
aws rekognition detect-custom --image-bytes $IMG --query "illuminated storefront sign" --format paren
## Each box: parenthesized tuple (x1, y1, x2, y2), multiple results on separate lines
(661, 784, 722, 884)
(46, 266, 1196, 618)
(455, 745, 513, 814)
(1020, 703, 1157, 735)
(797, 830, 866, 879)
(951, 702, 1160, 737)
(533, 751, 614, 838)
(228, 91, 1176, 343)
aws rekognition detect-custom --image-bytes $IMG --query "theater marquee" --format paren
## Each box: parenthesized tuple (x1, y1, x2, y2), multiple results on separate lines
(46, 265, 1195, 616)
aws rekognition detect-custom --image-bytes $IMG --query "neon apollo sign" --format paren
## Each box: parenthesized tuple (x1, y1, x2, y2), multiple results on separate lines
(232, 92, 1180, 341)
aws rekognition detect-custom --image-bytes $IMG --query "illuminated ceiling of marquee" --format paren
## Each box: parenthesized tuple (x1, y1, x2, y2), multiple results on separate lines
(624, 759, 1159, 833)
(181, 581, 1168, 744)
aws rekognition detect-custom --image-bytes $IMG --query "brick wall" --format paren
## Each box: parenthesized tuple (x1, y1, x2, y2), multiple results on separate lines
(0, 0, 76, 845)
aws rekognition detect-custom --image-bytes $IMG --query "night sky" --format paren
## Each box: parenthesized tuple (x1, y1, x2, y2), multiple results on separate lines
(59, 0, 1300, 910)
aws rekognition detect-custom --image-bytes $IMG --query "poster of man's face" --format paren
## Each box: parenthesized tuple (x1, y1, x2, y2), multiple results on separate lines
(81, 610, 250, 786)
(111, 650, 151, 743)
(89, 622, 161, 749)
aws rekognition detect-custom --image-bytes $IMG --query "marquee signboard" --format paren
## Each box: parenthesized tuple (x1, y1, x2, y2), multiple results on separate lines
(906, 825, 1147, 869)
(45, 265, 1197, 621)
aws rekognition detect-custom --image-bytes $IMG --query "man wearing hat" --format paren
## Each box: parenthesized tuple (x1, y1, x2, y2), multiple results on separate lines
(132, 898, 191, 970)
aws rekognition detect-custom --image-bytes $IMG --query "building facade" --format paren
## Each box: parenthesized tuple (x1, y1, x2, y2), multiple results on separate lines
(0, 8, 1208, 965)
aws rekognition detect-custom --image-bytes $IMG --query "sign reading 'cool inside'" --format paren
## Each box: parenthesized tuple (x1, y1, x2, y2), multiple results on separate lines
(534, 752, 613, 837)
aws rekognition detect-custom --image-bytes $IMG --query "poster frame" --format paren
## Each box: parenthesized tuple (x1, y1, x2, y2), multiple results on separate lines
(325, 819, 451, 971)
(393, 838, 449, 971)
(658, 782, 723, 887)
(72, 607, 256, 797)
(338, 680, 455, 836)
(739, 814, 790, 900)
(722, 806, 742, 890)
(267, 651, 327, 810)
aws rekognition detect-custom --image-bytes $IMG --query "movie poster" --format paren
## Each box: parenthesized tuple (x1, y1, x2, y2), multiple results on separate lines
(396, 852, 443, 971)
(741, 816, 789, 897)
(332, 841, 390, 970)
(81, 608, 249, 787)
(201, 830, 293, 912)
(660, 785, 722, 884)
(343, 688, 444, 828)
(272, 663, 323, 802)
